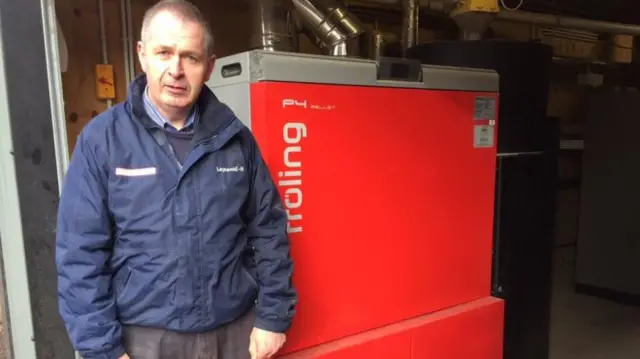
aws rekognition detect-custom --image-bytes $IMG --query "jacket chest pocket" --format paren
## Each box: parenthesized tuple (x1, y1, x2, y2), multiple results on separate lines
(110, 166, 164, 203)
(197, 150, 251, 203)
(108, 165, 174, 247)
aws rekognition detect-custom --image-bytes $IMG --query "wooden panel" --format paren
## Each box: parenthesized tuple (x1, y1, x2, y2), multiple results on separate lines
(56, 0, 249, 155)
(56, 0, 112, 154)
(200, 0, 252, 57)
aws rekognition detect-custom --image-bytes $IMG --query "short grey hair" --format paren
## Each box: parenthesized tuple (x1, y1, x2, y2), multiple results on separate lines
(140, 0, 215, 56)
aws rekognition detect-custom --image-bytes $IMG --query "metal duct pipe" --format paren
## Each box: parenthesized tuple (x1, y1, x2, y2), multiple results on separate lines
(292, 0, 347, 54)
(292, 0, 365, 56)
(98, 0, 113, 108)
(367, 0, 640, 36)
(248, 0, 295, 51)
(360, 30, 387, 60)
(120, 0, 132, 85)
(126, 0, 136, 78)
(401, 0, 419, 54)
(324, 1, 365, 38)
(496, 10, 640, 36)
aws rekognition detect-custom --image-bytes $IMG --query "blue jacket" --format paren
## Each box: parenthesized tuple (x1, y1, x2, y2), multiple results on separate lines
(56, 75, 297, 359)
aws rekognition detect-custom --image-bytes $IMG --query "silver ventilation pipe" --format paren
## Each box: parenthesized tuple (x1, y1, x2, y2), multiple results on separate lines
(247, 0, 365, 56)
(249, 0, 296, 52)
(291, 0, 365, 56)
(401, 0, 419, 55)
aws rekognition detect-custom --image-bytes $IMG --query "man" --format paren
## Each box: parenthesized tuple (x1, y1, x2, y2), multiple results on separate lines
(55, 1, 297, 358)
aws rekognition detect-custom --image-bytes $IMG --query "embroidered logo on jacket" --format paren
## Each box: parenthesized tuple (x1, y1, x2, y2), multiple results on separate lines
(216, 166, 244, 173)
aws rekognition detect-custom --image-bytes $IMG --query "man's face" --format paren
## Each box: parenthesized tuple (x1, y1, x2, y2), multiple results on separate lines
(137, 11, 215, 112)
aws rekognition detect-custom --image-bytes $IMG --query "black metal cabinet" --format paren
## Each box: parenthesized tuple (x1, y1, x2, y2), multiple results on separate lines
(408, 40, 558, 359)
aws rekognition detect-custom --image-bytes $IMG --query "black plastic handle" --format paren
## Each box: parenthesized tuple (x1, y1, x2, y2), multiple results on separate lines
(221, 62, 242, 78)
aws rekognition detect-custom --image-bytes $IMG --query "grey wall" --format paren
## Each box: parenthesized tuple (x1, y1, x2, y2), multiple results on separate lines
(576, 87, 640, 298)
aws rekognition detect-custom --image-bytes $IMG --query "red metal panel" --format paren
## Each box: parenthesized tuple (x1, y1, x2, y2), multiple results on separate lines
(283, 330, 413, 359)
(249, 82, 499, 354)
(279, 297, 504, 359)
(410, 297, 504, 359)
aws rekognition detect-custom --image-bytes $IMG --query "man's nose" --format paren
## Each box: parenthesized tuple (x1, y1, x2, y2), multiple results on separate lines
(167, 56, 183, 77)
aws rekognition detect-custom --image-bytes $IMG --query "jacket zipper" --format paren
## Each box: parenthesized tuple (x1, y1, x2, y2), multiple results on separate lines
(175, 118, 239, 185)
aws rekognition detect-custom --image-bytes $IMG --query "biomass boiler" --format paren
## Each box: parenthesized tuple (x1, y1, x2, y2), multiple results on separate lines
(207, 50, 504, 358)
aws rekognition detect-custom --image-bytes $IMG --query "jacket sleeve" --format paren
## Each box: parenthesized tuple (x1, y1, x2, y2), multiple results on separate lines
(246, 135, 298, 333)
(55, 130, 126, 359)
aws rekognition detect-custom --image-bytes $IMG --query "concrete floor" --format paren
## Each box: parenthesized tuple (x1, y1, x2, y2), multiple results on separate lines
(549, 246, 640, 359)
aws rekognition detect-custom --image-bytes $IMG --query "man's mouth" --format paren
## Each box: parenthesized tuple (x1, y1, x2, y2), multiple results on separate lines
(165, 84, 187, 92)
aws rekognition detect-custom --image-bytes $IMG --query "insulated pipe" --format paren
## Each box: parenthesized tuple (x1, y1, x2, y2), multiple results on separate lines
(401, 0, 419, 54)
(98, 0, 112, 108)
(120, 0, 132, 86)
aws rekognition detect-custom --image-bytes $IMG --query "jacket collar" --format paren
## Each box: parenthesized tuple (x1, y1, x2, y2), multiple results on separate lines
(128, 74, 239, 144)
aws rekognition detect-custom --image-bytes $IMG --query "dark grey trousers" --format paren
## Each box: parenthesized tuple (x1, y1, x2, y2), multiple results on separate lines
(123, 310, 255, 359)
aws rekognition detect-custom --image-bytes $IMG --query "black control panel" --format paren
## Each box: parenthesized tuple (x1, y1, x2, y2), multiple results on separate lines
(376, 57, 423, 82)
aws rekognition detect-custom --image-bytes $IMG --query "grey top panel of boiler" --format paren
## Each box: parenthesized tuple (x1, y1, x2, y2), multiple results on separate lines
(209, 50, 498, 92)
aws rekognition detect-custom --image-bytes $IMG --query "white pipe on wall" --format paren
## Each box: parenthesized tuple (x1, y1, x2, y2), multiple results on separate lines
(40, 0, 70, 182)
(98, 0, 112, 108)
(56, 17, 69, 73)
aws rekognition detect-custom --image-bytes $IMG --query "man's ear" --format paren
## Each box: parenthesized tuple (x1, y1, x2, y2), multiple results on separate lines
(136, 41, 147, 73)
(205, 55, 216, 81)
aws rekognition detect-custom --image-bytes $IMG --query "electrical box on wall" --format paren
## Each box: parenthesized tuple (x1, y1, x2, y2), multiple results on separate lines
(95, 64, 116, 100)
